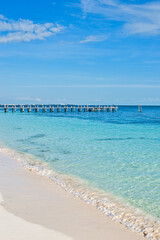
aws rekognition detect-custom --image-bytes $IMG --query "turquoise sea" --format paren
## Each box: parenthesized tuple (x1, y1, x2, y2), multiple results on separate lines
(0, 106, 160, 238)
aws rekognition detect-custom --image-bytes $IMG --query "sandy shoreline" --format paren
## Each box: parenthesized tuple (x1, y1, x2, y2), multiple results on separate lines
(0, 153, 145, 240)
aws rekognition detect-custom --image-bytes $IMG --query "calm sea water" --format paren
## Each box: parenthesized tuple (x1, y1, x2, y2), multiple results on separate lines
(0, 106, 160, 221)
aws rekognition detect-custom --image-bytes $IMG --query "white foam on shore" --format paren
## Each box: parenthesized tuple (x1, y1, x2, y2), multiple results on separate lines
(0, 146, 160, 240)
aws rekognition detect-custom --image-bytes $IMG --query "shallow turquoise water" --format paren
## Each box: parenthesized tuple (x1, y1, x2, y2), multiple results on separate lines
(0, 106, 160, 220)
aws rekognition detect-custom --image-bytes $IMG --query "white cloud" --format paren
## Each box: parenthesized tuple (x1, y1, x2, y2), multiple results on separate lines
(144, 97, 160, 103)
(23, 84, 160, 88)
(15, 97, 42, 102)
(0, 15, 7, 20)
(80, 0, 160, 36)
(79, 35, 107, 43)
(0, 15, 64, 43)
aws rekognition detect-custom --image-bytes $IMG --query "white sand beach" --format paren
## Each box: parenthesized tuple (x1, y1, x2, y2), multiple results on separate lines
(0, 153, 145, 240)
(0, 193, 73, 240)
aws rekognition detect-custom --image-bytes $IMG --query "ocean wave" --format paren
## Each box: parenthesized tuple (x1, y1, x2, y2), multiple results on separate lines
(0, 146, 159, 240)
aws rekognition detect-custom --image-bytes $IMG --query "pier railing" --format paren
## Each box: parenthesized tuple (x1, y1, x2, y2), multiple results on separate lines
(0, 104, 118, 113)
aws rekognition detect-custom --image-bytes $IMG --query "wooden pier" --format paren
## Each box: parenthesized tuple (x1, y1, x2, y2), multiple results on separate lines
(1, 104, 118, 113)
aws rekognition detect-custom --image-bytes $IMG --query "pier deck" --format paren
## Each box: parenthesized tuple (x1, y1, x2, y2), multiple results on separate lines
(0, 104, 118, 113)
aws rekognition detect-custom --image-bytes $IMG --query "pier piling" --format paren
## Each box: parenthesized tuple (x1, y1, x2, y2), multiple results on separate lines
(64, 106, 68, 112)
(57, 106, 61, 112)
(42, 106, 46, 113)
(27, 105, 31, 112)
(50, 106, 54, 112)
(4, 105, 8, 113)
(35, 106, 39, 112)
(20, 105, 24, 113)
(12, 106, 16, 112)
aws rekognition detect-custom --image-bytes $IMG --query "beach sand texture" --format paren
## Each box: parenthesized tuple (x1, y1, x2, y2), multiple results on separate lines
(0, 153, 145, 240)
(0, 194, 73, 240)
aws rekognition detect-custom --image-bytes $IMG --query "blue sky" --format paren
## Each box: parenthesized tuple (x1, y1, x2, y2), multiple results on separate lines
(0, 0, 160, 105)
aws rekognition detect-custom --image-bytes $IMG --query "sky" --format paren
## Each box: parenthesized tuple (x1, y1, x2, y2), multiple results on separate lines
(0, 0, 160, 105)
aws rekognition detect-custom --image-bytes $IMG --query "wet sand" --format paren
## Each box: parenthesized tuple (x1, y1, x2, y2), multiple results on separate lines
(0, 153, 145, 240)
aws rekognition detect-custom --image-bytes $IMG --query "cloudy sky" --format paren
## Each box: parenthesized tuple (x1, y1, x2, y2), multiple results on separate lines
(0, 0, 160, 105)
